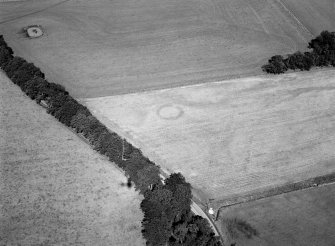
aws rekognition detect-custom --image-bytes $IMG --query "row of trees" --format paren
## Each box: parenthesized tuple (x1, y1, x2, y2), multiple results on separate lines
(262, 30, 335, 74)
(0, 36, 162, 196)
(0, 35, 221, 245)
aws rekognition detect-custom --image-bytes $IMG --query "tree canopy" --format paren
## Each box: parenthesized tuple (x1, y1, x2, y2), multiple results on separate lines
(262, 30, 335, 74)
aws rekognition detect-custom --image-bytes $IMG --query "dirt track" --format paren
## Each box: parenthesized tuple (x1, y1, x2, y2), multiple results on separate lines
(83, 69, 335, 201)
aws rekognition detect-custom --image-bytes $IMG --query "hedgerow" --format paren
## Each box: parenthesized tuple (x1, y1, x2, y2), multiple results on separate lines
(3, 56, 26, 77)
(0, 35, 14, 71)
(262, 30, 335, 74)
(0, 36, 222, 246)
(0, 46, 13, 68)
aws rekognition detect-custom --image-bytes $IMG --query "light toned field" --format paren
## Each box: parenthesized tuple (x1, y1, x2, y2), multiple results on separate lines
(218, 183, 335, 246)
(0, 72, 145, 246)
(83, 69, 335, 202)
(0, 0, 311, 98)
(280, 0, 335, 36)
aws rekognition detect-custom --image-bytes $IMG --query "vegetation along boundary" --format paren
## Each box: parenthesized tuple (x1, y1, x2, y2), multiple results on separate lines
(216, 172, 335, 219)
(0, 35, 222, 245)
(262, 30, 335, 74)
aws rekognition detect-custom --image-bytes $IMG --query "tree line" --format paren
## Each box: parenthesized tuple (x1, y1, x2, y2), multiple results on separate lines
(262, 30, 335, 74)
(0, 35, 221, 246)
(141, 173, 221, 245)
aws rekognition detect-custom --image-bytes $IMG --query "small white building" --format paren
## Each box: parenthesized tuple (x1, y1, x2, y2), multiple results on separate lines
(159, 174, 166, 184)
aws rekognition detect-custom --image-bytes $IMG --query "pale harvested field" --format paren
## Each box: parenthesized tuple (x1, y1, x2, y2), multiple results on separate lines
(0, 0, 311, 98)
(0, 72, 145, 246)
(280, 0, 335, 36)
(218, 183, 335, 246)
(83, 69, 335, 202)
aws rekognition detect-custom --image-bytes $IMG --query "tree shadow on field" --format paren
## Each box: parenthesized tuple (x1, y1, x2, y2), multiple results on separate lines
(221, 217, 259, 245)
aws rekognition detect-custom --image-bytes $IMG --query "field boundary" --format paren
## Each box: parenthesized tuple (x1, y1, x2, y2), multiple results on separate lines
(0, 0, 72, 25)
(81, 104, 224, 241)
(0, 36, 222, 245)
(215, 172, 335, 218)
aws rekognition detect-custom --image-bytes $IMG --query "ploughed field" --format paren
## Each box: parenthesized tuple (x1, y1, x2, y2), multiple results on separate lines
(0, 0, 312, 98)
(0, 72, 145, 246)
(83, 69, 335, 202)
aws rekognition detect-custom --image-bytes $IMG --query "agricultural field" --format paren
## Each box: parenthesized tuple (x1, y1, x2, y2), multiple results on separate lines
(1, 0, 335, 243)
(218, 183, 335, 246)
(0, 72, 145, 246)
(83, 69, 335, 202)
(280, 0, 335, 36)
(0, 0, 312, 98)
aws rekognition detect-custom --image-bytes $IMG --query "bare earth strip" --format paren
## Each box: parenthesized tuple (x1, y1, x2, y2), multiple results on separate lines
(0, 0, 310, 98)
(83, 69, 335, 202)
(218, 183, 335, 246)
(0, 72, 145, 246)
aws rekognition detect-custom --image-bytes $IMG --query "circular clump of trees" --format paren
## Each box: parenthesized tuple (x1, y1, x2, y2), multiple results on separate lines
(24, 25, 43, 38)
(262, 30, 335, 74)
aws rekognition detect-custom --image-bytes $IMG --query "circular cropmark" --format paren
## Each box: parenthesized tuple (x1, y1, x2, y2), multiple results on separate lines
(157, 105, 183, 120)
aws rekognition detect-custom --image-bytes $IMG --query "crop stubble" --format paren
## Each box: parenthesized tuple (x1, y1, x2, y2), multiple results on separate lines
(83, 69, 335, 201)
(0, 72, 145, 245)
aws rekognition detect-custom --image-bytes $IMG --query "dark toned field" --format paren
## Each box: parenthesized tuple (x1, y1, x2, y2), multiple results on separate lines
(0, 0, 311, 98)
(280, 0, 335, 36)
(218, 183, 335, 246)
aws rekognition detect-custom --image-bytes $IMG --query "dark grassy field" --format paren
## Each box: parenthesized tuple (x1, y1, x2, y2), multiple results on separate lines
(218, 183, 335, 246)
(280, 0, 335, 36)
(0, 0, 310, 98)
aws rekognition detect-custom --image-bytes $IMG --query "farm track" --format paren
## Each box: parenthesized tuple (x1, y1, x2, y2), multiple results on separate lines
(159, 169, 223, 240)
